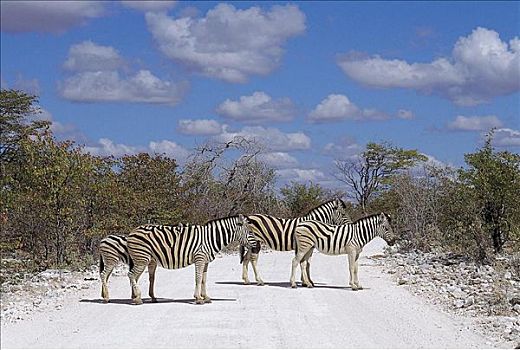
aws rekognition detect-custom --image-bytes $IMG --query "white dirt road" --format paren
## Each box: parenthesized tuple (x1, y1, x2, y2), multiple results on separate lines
(1, 239, 495, 348)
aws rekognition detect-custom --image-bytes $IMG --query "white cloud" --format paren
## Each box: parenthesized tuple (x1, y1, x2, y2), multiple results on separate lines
(308, 94, 389, 123)
(121, 1, 176, 12)
(83, 138, 191, 163)
(59, 41, 187, 105)
(323, 137, 363, 159)
(63, 41, 123, 72)
(145, 3, 305, 83)
(59, 70, 186, 105)
(0, 1, 105, 33)
(149, 140, 190, 164)
(177, 119, 223, 135)
(447, 115, 503, 131)
(338, 27, 520, 106)
(84, 138, 141, 158)
(493, 128, 520, 147)
(258, 152, 299, 169)
(216, 91, 296, 123)
(216, 126, 311, 152)
(277, 168, 327, 183)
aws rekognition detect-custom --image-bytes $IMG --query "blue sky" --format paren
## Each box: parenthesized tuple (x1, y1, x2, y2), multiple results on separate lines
(1, 1, 519, 188)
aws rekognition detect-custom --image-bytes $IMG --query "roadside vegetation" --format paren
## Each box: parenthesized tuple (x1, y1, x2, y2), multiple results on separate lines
(1, 88, 519, 283)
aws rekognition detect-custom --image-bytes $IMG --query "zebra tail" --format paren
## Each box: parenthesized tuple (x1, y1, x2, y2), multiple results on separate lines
(239, 244, 245, 264)
(128, 255, 134, 272)
(99, 255, 105, 274)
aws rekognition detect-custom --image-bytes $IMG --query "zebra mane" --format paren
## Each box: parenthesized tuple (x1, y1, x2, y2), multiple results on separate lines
(353, 212, 389, 224)
(304, 198, 344, 215)
(203, 215, 239, 226)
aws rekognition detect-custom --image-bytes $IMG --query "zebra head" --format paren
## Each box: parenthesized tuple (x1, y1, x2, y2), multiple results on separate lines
(377, 212, 397, 246)
(331, 198, 353, 225)
(236, 214, 256, 248)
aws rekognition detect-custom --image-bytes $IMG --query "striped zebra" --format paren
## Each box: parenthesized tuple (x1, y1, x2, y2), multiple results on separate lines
(290, 212, 396, 290)
(127, 214, 256, 305)
(241, 198, 352, 286)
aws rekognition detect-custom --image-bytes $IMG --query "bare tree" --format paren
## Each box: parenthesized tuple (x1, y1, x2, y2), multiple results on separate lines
(181, 136, 277, 221)
(334, 142, 427, 213)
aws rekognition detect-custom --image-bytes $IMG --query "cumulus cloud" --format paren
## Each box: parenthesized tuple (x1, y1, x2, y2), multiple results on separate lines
(84, 138, 191, 163)
(63, 41, 123, 72)
(177, 119, 223, 135)
(216, 91, 296, 123)
(0, 1, 105, 33)
(121, 1, 176, 12)
(277, 168, 328, 183)
(59, 41, 187, 105)
(145, 3, 305, 83)
(493, 128, 520, 147)
(216, 126, 311, 152)
(257, 152, 299, 169)
(308, 94, 390, 123)
(84, 138, 141, 158)
(149, 140, 190, 163)
(338, 27, 520, 106)
(323, 137, 363, 159)
(447, 115, 503, 131)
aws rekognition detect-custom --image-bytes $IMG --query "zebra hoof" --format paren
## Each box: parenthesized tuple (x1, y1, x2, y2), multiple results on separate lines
(290, 283, 297, 289)
(133, 298, 143, 305)
(256, 281, 265, 286)
(203, 298, 212, 304)
(102, 298, 109, 304)
(243, 280, 250, 285)
(195, 299, 205, 305)
(151, 298, 158, 303)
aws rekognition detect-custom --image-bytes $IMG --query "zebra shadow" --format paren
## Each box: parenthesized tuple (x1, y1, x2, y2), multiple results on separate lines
(80, 297, 237, 305)
(215, 281, 361, 290)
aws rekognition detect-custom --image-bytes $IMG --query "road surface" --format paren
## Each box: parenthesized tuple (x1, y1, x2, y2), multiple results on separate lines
(1, 239, 493, 348)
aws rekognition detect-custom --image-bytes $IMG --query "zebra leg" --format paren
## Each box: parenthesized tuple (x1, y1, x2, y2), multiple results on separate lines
(100, 261, 115, 303)
(128, 263, 147, 305)
(353, 249, 363, 290)
(148, 260, 158, 302)
(241, 249, 251, 285)
(201, 262, 211, 303)
(301, 249, 314, 287)
(291, 249, 309, 288)
(250, 253, 264, 286)
(346, 247, 358, 290)
(193, 259, 206, 304)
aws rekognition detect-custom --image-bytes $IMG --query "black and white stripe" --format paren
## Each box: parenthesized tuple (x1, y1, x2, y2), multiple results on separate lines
(99, 235, 131, 303)
(127, 214, 256, 305)
(241, 198, 352, 285)
(290, 212, 396, 289)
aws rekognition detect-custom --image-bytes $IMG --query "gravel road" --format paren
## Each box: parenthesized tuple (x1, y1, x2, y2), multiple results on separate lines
(1, 239, 495, 348)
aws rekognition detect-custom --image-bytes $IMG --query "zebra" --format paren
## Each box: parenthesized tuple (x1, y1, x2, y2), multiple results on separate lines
(290, 212, 396, 290)
(240, 198, 352, 286)
(127, 214, 256, 305)
(99, 223, 194, 303)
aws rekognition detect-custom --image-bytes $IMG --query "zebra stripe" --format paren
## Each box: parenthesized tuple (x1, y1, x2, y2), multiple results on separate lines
(241, 198, 352, 285)
(127, 214, 255, 305)
(290, 212, 396, 290)
(99, 235, 133, 303)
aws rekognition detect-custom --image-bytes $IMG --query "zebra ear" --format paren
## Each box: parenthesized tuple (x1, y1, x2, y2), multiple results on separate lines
(238, 214, 245, 222)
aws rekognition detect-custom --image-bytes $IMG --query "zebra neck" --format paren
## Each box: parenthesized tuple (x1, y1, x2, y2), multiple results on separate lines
(301, 204, 331, 222)
(354, 219, 378, 246)
(206, 217, 236, 252)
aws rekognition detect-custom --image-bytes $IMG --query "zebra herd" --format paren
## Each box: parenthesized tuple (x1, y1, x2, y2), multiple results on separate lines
(98, 199, 397, 305)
